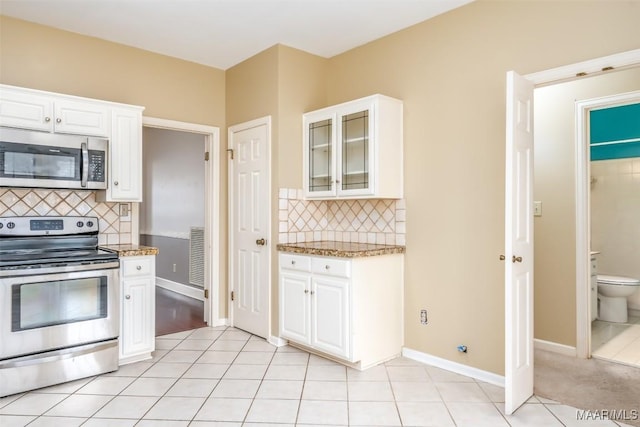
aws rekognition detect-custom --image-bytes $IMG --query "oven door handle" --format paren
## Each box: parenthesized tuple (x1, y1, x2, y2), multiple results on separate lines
(0, 339, 118, 369)
(81, 141, 89, 188)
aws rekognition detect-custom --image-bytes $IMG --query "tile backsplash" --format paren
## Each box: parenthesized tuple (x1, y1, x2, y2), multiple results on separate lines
(278, 188, 406, 246)
(0, 188, 132, 245)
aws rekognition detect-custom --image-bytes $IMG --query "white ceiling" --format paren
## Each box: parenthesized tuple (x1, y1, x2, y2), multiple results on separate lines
(0, 0, 474, 70)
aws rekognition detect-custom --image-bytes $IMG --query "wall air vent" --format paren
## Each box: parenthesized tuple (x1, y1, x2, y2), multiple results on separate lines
(189, 227, 205, 288)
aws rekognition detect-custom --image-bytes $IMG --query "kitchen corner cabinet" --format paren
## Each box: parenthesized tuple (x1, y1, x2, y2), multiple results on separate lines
(279, 252, 403, 369)
(119, 255, 156, 365)
(303, 94, 403, 199)
(0, 84, 145, 202)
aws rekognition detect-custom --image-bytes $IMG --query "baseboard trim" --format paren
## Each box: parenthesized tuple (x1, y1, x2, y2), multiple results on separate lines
(534, 339, 577, 357)
(156, 277, 204, 301)
(208, 317, 228, 327)
(269, 336, 288, 347)
(402, 347, 505, 387)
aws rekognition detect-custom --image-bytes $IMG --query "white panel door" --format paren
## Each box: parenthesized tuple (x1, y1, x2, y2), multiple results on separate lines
(311, 276, 350, 359)
(505, 70, 535, 414)
(230, 118, 270, 339)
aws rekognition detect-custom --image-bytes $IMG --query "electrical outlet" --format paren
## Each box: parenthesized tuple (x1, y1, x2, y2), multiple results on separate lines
(420, 309, 428, 325)
(119, 203, 131, 220)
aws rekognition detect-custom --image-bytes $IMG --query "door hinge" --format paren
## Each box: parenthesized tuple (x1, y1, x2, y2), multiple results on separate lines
(231, 290, 235, 301)
(204, 151, 210, 161)
(226, 148, 234, 159)
(204, 289, 209, 299)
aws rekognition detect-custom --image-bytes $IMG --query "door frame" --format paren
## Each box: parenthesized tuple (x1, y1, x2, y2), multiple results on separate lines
(141, 116, 222, 326)
(227, 116, 272, 336)
(575, 89, 640, 358)
(510, 49, 640, 360)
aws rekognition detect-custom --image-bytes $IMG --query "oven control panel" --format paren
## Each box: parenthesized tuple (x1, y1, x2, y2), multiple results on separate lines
(0, 216, 99, 236)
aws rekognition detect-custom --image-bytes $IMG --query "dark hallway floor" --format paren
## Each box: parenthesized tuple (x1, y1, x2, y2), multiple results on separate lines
(155, 286, 207, 336)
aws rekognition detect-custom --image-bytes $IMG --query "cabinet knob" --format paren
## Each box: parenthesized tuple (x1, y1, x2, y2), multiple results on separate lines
(114, 181, 119, 186)
(45, 117, 51, 122)
(125, 295, 131, 299)
(304, 289, 309, 294)
(325, 265, 330, 270)
(56, 118, 62, 123)
(291, 260, 296, 265)
(136, 265, 142, 270)
(310, 290, 315, 295)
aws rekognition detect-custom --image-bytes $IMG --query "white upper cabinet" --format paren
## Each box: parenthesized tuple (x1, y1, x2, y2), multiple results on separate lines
(0, 86, 109, 136)
(303, 94, 403, 199)
(102, 107, 143, 202)
(0, 84, 145, 202)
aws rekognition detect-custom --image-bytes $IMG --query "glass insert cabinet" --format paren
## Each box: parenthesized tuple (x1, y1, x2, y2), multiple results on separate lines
(303, 94, 403, 199)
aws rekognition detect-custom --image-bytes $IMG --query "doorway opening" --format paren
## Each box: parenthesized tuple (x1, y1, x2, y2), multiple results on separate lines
(141, 117, 221, 337)
(576, 89, 640, 367)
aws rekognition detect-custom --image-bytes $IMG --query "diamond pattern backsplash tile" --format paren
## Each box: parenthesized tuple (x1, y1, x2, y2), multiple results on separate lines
(278, 188, 406, 246)
(0, 188, 132, 245)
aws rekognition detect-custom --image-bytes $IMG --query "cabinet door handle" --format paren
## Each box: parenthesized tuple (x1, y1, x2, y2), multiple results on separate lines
(56, 118, 62, 123)
(291, 260, 296, 265)
(304, 289, 309, 294)
(125, 295, 131, 299)
(114, 181, 119, 186)
(310, 290, 315, 295)
(136, 265, 142, 270)
(325, 265, 330, 270)
(45, 117, 51, 122)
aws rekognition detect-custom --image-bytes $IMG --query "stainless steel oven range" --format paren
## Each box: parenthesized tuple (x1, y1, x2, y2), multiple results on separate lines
(0, 216, 119, 397)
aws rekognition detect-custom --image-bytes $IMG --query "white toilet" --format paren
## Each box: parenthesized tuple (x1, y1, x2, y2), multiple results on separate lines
(597, 274, 640, 323)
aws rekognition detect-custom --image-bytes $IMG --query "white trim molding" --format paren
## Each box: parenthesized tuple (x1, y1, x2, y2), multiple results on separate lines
(534, 339, 577, 358)
(269, 336, 288, 347)
(574, 90, 640, 359)
(156, 277, 204, 301)
(525, 49, 640, 86)
(141, 116, 221, 328)
(402, 347, 505, 387)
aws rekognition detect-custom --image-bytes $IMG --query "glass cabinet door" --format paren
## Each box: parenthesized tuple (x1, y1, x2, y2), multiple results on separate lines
(339, 107, 373, 195)
(307, 116, 334, 194)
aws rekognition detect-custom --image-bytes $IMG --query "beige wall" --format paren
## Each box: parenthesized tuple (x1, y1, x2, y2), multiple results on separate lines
(226, 45, 327, 329)
(316, 0, 640, 374)
(535, 68, 640, 345)
(3, 0, 640, 376)
(0, 15, 229, 318)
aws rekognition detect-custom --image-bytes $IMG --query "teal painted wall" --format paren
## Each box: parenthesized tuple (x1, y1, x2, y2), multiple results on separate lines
(590, 102, 640, 161)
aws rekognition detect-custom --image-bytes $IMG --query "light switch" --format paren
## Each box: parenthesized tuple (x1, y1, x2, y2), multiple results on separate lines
(534, 201, 542, 217)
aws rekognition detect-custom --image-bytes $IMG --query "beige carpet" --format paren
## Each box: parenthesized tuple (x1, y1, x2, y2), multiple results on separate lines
(535, 349, 640, 426)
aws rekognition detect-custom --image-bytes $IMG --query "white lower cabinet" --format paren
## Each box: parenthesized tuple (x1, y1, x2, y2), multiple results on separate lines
(119, 255, 156, 365)
(279, 252, 403, 369)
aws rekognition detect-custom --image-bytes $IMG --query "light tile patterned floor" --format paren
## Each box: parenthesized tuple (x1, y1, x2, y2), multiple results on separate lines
(0, 326, 636, 426)
(592, 316, 640, 368)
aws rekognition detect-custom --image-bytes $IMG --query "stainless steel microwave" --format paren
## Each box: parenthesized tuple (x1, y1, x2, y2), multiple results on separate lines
(0, 127, 108, 190)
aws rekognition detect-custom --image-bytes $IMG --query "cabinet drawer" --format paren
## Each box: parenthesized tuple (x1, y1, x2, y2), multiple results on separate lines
(280, 254, 311, 272)
(122, 257, 152, 277)
(312, 257, 351, 278)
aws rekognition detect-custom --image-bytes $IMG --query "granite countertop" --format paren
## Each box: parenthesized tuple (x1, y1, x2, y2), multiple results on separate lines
(101, 244, 159, 257)
(276, 241, 405, 258)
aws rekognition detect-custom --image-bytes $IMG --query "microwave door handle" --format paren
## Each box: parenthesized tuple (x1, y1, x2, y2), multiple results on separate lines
(81, 141, 89, 188)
